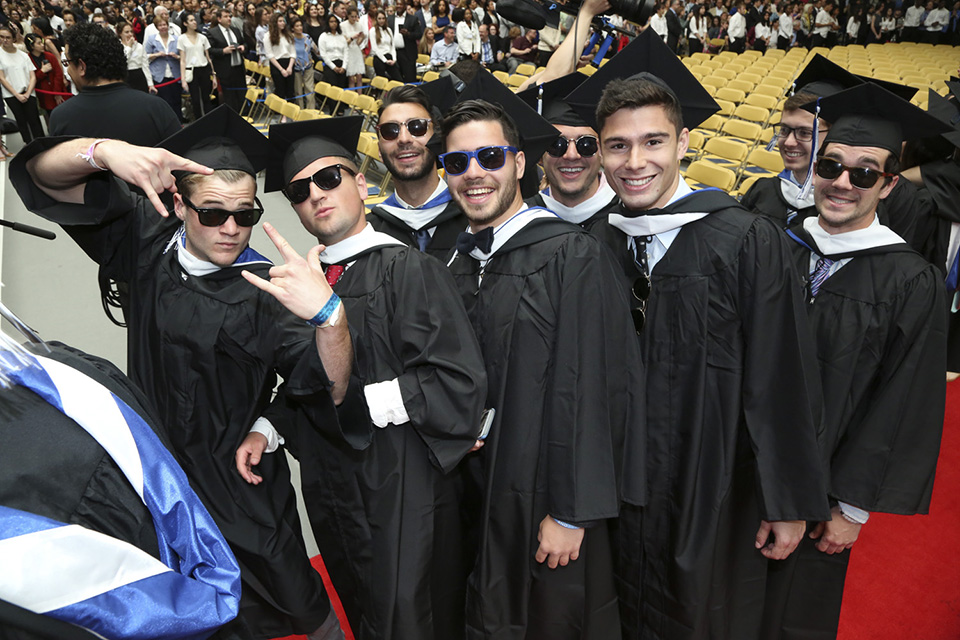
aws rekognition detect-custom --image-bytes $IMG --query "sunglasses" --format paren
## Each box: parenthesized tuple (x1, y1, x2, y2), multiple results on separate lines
(546, 134, 599, 158)
(814, 158, 895, 190)
(376, 117, 431, 140)
(183, 194, 264, 227)
(282, 164, 358, 204)
(438, 145, 518, 176)
(631, 275, 651, 335)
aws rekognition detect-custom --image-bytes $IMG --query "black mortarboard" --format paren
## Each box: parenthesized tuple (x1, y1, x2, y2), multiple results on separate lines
(158, 104, 275, 176)
(516, 72, 590, 128)
(803, 83, 951, 155)
(265, 116, 363, 192)
(927, 88, 960, 148)
(792, 54, 917, 101)
(565, 30, 719, 131)
(418, 74, 459, 115)
(450, 68, 560, 197)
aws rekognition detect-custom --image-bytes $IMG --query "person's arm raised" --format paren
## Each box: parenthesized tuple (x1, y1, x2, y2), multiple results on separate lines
(26, 138, 213, 217)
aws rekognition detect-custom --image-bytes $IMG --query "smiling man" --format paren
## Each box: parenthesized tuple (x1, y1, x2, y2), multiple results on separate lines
(262, 116, 487, 640)
(367, 84, 467, 258)
(565, 33, 829, 640)
(762, 82, 949, 640)
(441, 89, 644, 640)
(9, 106, 351, 640)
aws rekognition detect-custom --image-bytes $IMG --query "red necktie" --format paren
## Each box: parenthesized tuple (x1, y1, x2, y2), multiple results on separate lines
(325, 264, 345, 286)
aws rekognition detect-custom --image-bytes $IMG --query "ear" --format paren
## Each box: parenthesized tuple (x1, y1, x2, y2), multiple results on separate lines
(676, 128, 690, 163)
(878, 173, 898, 200)
(173, 193, 187, 221)
(355, 169, 368, 201)
(515, 149, 525, 181)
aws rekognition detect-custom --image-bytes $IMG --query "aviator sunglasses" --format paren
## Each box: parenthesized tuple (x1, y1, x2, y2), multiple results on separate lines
(438, 145, 518, 176)
(282, 164, 358, 204)
(631, 275, 651, 334)
(546, 134, 599, 158)
(183, 194, 265, 227)
(814, 158, 895, 190)
(375, 117, 432, 140)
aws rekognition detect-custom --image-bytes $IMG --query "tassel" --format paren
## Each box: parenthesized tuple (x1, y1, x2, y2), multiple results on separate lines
(797, 98, 820, 201)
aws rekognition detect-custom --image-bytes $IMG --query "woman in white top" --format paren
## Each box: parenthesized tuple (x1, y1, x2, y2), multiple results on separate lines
(368, 10, 402, 81)
(880, 8, 896, 42)
(454, 7, 480, 59)
(178, 13, 216, 121)
(753, 14, 772, 50)
(846, 10, 862, 44)
(318, 15, 348, 90)
(0, 24, 44, 147)
(265, 12, 297, 100)
(687, 4, 708, 53)
(254, 8, 270, 62)
(121, 22, 154, 94)
(341, 7, 366, 89)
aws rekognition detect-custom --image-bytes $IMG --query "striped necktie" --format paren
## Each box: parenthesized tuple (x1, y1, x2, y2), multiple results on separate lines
(810, 256, 835, 298)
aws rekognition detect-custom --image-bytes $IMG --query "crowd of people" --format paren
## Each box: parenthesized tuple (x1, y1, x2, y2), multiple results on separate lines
(1, 0, 959, 638)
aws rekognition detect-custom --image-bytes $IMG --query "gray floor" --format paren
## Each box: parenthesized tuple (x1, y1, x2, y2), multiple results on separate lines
(1, 133, 324, 556)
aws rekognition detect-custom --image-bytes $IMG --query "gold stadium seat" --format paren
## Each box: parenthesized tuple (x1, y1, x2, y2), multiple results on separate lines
(515, 63, 536, 76)
(319, 85, 343, 114)
(685, 129, 706, 162)
(732, 174, 761, 198)
(713, 68, 737, 81)
(714, 98, 736, 117)
(754, 84, 785, 98)
(732, 104, 770, 125)
(726, 79, 753, 93)
(701, 136, 749, 170)
(685, 160, 737, 191)
(715, 87, 746, 104)
(701, 76, 726, 90)
(338, 89, 361, 116)
(720, 119, 762, 144)
(493, 70, 510, 83)
(418, 53, 430, 65)
(739, 72, 762, 86)
(507, 74, 527, 88)
(422, 70, 440, 83)
(744, 93, 780, 110)
(741, 147, 784, 177)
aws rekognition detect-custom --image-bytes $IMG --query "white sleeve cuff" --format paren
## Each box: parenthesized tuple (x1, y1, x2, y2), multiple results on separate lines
(363, 378, 409, 428)
(838, 501, 870, 524)
(249, 417, 284, 454)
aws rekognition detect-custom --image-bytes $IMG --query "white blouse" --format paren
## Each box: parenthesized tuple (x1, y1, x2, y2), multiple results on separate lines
(318, 32, 348, 68)
(367, 26, 396, 63)
(123, 40, 153, 87)
(456, 21, 480, 56)
(264, 34, 297, 61)
(0, 47, 35, 98)
(178, 33, 211, 68)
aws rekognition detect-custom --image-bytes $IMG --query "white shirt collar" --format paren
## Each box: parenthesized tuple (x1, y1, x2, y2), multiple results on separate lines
(468, 205, 559, 262)
(608, 177, 709, 237)
(319, 222, 406, 264)
(541, 174, 617, 225)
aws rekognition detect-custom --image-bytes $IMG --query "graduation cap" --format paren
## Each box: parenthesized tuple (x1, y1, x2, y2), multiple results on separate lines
(565, 30, 719, 132)
(418, 74, 460, 116)
(516, 72, 590, 128)
(792, 54, 917, 102)
(802, 83, 952, 156)
(158, 104, 275, 177)
(264, 115, 363, 193)
(448, 68, 560, 197)
(927, 87, 960, 149)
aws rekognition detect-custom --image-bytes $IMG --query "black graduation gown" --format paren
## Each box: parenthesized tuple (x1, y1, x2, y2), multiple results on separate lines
(287, 242, 487, 640)
(368, 200, 467, 260)
(761, 226, 947, 640)
(740, 175, 935, 254)
(448, 217, 645, 640)
(10, 141, 335, 639)
(592, 191, 830, 640)
(914, 159, 960, 371)
(0, 342, 249, 640)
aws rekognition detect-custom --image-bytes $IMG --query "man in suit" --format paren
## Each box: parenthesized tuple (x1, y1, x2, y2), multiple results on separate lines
(666, 0, 683, 53)
(208, 7, 246, 112)
(397, 0, 423, 83)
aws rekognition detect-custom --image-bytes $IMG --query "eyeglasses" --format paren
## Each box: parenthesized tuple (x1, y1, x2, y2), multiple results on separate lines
(773, 124, 828, 142)
(631, 275, 651, 334)
(438, 145, 518, 176)
(282, 163, 357, 204)
(814, 158, 895, 190)
(375, 117, 431, 140)
(183, 194, 265, 227)
(546, 134, 599, 158)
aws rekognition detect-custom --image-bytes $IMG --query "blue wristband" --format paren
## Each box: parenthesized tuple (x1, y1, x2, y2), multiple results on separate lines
(552, 517, 581, 530)
(307, 293, 341, 327)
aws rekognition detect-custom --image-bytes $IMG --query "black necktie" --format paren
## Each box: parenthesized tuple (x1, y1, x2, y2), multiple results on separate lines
(456, 227, 494, 255)
(632, 236, 652, 276)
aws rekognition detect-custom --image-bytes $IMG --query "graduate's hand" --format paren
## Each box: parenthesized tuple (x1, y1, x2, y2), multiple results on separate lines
(755, 519, 806, 560)
(536, 516, 584, 569)
(235, 431, 268, 484)
(469, 439, 484, 452)
(95, 140, 213, 217)
(242, 222, 335, 320)
(809, 506, 861, 555)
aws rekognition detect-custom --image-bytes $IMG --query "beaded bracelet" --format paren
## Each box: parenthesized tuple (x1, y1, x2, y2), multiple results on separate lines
(76, 138, 111, 171)
(307, 293, 341, 328)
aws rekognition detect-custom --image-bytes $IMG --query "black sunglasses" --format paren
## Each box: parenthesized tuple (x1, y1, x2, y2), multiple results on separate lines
(546, 134, 599, 158)
(438, 145, 518, 176)
(183, 194, 264, 227)
(631, 275, 650, 335)
(814, 158, 895, 190)
(376, 117, 432, 140)
(282, 164, 358, 204)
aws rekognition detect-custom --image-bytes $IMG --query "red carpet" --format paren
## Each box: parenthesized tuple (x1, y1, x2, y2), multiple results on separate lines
(838, 379, 960, 639)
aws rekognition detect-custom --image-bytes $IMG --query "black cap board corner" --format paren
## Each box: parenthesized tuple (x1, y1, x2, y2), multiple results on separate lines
(926, 88, 960, 148)
(804, 83, 952, 155)
(158, 104, 276, 177)
(564, 29, 719, 131)
(516, 72, 590, 128)
(265, 115, 364, 193)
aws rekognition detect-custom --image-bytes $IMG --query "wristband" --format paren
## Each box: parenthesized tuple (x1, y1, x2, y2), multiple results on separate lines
(76, 138, 111, 171)
(307, 293, 341, 328)
(552, 517, 582, 530)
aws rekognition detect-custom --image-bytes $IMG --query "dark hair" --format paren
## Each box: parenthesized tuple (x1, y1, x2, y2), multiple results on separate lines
(596, 77, 684, 135)
(268, 11, 292, 44)
(31, 16, 55, 37)
(379, 83, 433, 118)
(24, 33, 41, 51)
(440, 99, 520, 149)
(447, 58, 482, 84)
(327, 14, 341, 33)
(451, 6, 465, 21)
(63, 21, 126, 81)
(783, 91, 817, 112)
